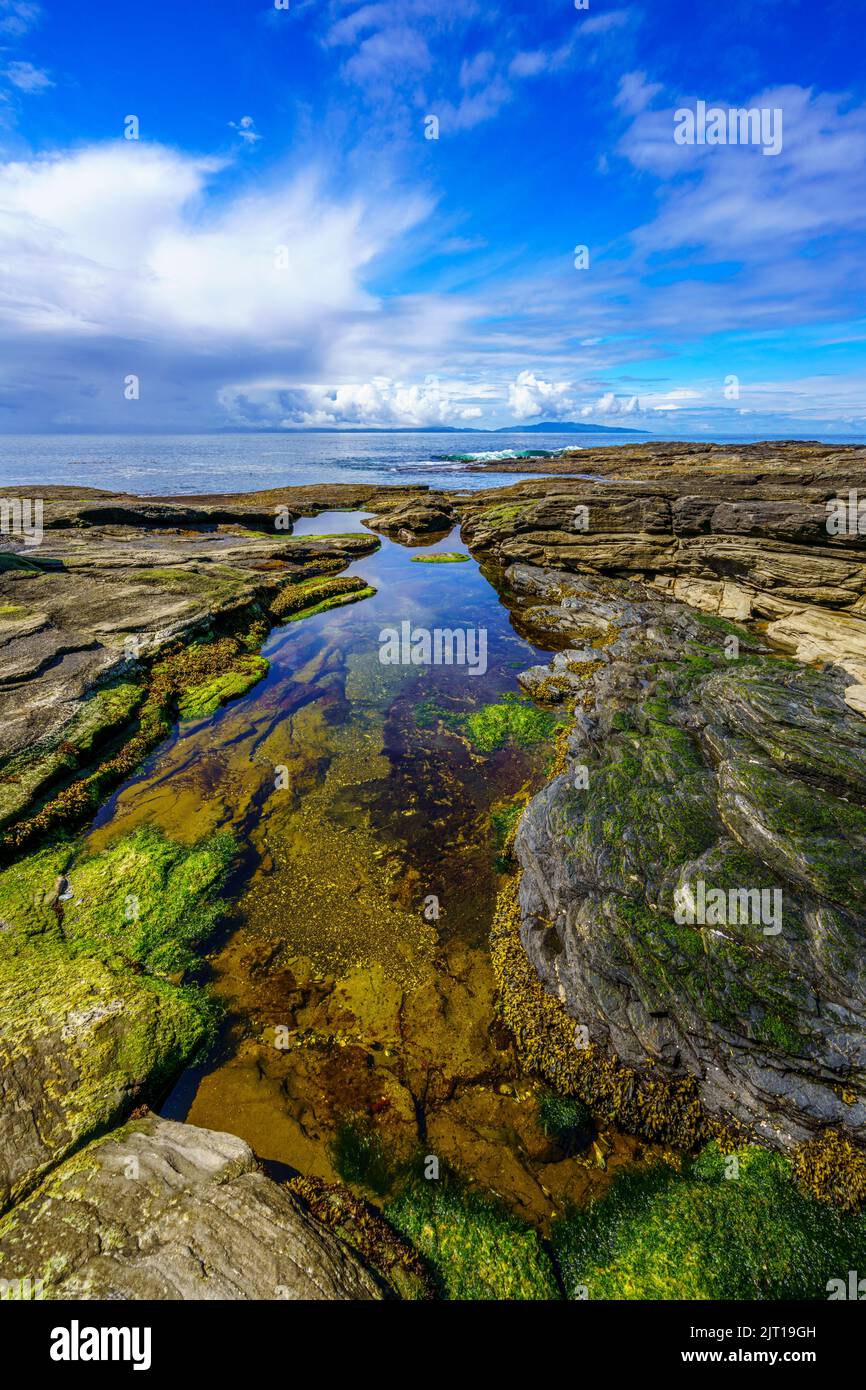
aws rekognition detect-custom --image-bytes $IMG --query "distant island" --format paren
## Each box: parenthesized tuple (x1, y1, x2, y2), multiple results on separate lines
(493, 421, 645, 435)
(217, 421, 648, 435)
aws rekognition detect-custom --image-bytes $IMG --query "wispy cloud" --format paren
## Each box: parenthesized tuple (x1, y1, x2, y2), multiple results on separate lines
(3, 59, 52, 92)
(0, 0, 40, 38)
(228, 115, 261, 145)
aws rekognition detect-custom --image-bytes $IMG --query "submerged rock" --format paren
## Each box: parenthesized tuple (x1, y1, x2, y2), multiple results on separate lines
(0, 1115, 383, 1300)
(0, 493, 381, 838)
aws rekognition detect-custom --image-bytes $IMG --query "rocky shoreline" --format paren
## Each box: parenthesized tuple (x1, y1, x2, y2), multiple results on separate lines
(4, 442, 866, 1297)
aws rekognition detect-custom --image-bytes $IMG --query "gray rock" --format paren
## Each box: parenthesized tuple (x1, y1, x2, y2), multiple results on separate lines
(509, 565, 866, 1148)
(0, 1115, 383, 1300)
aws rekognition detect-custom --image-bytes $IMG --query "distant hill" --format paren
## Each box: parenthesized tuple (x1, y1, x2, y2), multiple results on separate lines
(494, 421, 645, 434)
(215, 421, 648, 435)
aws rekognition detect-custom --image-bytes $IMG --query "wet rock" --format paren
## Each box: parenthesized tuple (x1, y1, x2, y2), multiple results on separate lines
(518, 649, 606, 702)
(0, 827, 233, 1210)
(0, 492, 382, 832)
(0, 1115, 383, 1300)
(365, 497, 456, 542)
(455, 443, 866, 656)
(509, 564, 866, 1148)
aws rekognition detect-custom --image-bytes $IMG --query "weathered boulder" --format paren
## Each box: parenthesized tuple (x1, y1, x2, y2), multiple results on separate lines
(0, 827, 233, 1211)
(364, 497, 456, 542)
(0, 1115, 383, 1300)
(508, 564, 866, 1148)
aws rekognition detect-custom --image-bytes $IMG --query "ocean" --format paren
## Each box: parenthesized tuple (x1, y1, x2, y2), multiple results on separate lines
(0, 430, 862, 497)
(0, 428, 824, 496)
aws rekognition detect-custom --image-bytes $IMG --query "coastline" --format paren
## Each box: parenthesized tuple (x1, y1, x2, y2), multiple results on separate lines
(4, 440, 866, 1298)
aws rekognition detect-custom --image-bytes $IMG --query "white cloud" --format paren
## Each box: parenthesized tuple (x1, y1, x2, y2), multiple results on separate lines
(633, 387, 698, 412)
(228, 115, 261, 145)
(4, 60, 52, 92)
(0, 142, 432, 342)
(435, 76, 511, 133)
(0, 1, 40, 38)
(618, 85, 866, 259)
(460, 51, 494, 88)
(615, 71, 663, 117)
(508, 43, 572, 79)
(579, 391, 642, 417)
(581, 9, 630, 35)
(0, 140, 475, 427)
(219, 376, 483, 428)
(508, 370, 574, 420)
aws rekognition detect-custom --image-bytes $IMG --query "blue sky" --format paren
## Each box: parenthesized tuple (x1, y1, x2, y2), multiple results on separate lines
(0, 0, 864, 434)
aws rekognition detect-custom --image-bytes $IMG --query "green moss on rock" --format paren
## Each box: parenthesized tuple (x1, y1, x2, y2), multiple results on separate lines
(387, 1173, 560, 1300)
(0, 825, 231, 1206)
(269, 573, 374, 621)
(177, 655, 269, 720)
(416, 691, 560, 754)
(410, 553, 469, 564)
(553, 1142, 866, 1300)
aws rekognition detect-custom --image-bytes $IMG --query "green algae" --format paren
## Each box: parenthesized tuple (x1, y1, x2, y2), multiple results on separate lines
(0, 824, 235, 979)
(553, 1142, 866, 1300)
(0, 679, 145, 831)
(476, 503, 531, 530)
(1, 629, 270, 857)
(410, 553, 469, 564)
(416, 691, 560, 754)
(721, 757, 866, 912)
(567, 717, 717, 890)
(613, 898, 806, 1055)
(387, 1172, 561, 1300)
(691, 611, 754, 643)
(269, 573, 371, 620)
(0, 825, 231, 1207)
(0, 940, 214, 1208)
(177, 655, 269, 720)
(0, 828, 233, 1212)
(538, 1093, 594, 1155)
(331, 1120, 396, 1197)
(284, 585, 376, 624)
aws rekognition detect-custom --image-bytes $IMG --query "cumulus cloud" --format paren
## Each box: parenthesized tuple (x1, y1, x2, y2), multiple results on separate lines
(508, 370, 574, 421)
(0, 142, 434, 339)
(219, 377, 483, 428)
(579, 391, 642, 417)
(0, 140, 463, 427)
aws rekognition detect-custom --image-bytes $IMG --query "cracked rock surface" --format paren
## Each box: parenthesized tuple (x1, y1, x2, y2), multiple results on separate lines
(509, 563, 866, 1148)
